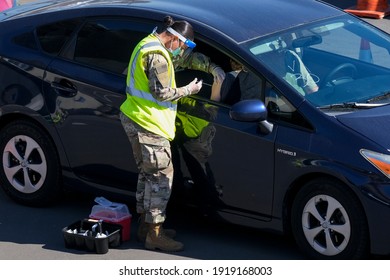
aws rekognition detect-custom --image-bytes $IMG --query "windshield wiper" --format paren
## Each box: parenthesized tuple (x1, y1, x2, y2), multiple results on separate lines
(367, 91, 390, 103)
(318, 102, 388, 110)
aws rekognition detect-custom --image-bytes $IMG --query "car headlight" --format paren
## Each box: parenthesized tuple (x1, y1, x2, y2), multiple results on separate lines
(360, 149, 390, 179)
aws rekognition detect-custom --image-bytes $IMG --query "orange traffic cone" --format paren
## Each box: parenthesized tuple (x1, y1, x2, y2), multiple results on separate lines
(345, 0, 390, 19)
(0, 0, 13, 11)
(359, 38, 373, 62)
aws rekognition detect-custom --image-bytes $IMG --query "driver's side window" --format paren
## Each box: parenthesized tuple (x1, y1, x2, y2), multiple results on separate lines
(211, 59, 264, 105)
(175, 41, 265, 106)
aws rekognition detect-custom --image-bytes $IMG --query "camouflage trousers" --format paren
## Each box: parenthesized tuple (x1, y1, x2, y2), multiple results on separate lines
(120, 113, 173, 224)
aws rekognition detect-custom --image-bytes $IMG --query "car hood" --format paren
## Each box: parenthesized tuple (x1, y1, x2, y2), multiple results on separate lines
(337, 105, 390, 150)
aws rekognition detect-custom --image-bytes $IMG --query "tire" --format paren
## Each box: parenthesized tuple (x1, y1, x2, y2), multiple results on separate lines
(0, 120, 62, 206)
(291, 179, 369, 259)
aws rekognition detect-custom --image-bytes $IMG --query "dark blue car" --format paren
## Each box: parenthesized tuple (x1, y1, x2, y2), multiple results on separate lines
(1, 0, 390, 259)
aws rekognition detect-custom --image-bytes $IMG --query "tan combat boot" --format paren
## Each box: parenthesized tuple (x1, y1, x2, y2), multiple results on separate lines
(145, 223, 184, 252)
(137, 214, 176, 242)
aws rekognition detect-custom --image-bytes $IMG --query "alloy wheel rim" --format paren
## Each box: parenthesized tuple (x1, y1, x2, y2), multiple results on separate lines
(2, 135, 47, 193)
(301, 194, 351, 256)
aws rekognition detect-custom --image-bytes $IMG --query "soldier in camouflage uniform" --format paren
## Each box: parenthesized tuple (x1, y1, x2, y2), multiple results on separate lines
(120, 15, 225, 252)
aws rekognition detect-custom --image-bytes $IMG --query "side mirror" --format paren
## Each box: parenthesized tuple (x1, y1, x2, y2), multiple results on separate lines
(229, 99, 267, 122)
(230, 99, 273, 134)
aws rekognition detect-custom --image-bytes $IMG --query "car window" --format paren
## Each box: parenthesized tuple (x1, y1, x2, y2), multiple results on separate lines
(265, 82, 312, 129)
(310, 22, 390, 68)
(13, 31, 39, 50)
(175, 40, 265, 106)
(36, 19, 82, 55)
(213, 60, 264, 105)
(73, 19, 152, 75)
(247, 14, 390, 108)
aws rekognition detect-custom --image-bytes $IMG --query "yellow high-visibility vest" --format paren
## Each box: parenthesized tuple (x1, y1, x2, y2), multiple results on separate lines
(120, 34, 177, 140)
(176, 98, 210, 138)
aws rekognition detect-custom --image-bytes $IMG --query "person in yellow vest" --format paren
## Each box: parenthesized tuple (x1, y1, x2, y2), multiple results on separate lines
(173, 97, 222, 214)
(120, 15, 224, 252)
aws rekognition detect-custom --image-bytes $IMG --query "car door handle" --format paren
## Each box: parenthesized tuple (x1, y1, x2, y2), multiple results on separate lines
(51, 80, 77, 97)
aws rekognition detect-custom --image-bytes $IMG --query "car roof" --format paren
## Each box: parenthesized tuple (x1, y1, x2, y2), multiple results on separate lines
(2, 0, 344, 43)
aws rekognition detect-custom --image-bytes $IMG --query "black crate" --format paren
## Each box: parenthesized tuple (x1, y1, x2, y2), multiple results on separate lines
(62, 219, 122, 254)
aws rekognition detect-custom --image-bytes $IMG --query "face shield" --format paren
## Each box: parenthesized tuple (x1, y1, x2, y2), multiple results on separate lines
(166, 27, 196, 66)
(167, 27, 196, 49)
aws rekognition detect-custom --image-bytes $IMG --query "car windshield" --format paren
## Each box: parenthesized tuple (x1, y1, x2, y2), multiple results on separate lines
(246, 14, 390, 109)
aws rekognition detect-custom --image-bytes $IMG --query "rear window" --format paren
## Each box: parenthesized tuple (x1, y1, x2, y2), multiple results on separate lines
(13, 31, 38, 50)
(72, 19, 151, 75)
(36, 19, 81, 55)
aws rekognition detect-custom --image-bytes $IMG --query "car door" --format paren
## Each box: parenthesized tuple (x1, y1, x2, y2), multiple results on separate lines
(210, 105, 276, 217)
(42, 17, 155, 191)
(172, 71, 277, 219)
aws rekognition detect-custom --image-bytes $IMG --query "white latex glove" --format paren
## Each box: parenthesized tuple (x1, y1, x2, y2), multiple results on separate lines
(186, 78, 203, 95)
(210, 65, 226, 84)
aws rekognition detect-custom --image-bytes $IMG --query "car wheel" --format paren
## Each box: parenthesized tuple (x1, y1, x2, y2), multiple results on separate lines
(0, 120, 61, 206)
(291, 179, 368, 259)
